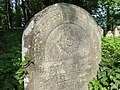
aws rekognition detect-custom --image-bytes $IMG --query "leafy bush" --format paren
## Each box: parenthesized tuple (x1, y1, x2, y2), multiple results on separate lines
(89, 37, 120, 90)
(0, 29, 23, 90)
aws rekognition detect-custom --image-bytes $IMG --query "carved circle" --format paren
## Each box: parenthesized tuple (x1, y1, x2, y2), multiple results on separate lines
(58, 28, 80, 53)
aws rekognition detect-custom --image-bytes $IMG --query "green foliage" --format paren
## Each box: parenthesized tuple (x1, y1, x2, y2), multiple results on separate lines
(0, 0, 99, 28)
(15, 56, 31, 85)
(89, 37, 120, 90)
(0, 29, 34, 89)
(94, 0, 120, 33)
(29, 0, 99, 16)
(0, 29, 23, 90)
(13, 4, 22, 27)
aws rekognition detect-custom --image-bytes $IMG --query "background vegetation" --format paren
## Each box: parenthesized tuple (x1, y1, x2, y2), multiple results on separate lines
(0, 0, 120, 33)
(89, 37, 120, 90)
(0, 0, 120, 90)
(0, 30, 23, 89)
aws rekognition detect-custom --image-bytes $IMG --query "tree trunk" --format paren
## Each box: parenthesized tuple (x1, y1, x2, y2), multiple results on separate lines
(8, 0, 13, 29)
(15, 0, 18, 11)
(22, 0, 27, 25)
(106, 5, 110, 35)
(26, 0, 30, 21)
(5, 0, 9, 29)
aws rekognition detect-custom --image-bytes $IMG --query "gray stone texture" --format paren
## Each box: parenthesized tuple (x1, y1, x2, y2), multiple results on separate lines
(114, 26, 120, 37)
(106, 31, 113, 37)
(22, 3, 101, 90)
(98, 26, 104, 37)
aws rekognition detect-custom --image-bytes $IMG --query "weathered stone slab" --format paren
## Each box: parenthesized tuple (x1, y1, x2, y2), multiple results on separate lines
(98, 26, 104, 37)
(106, 31, 113, 37)
(22, 3, 101, 90)
(114, 26, 120, 37)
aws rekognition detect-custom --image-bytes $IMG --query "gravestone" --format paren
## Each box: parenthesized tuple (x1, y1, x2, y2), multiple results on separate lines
(22, 3, 101, 90)
(114, 26, 120, 37)
(106, 31, 113, 37)
(98, 26, 104, 37)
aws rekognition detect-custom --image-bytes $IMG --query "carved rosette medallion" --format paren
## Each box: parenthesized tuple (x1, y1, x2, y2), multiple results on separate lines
(57, 27, 80, 53)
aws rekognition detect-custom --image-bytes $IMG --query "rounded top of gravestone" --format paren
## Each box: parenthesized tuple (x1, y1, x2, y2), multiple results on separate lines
(23, 3, 98, 35)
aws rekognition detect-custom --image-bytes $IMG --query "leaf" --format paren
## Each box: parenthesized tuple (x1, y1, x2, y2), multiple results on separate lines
(89, 83, 94, 90)
(110, 75, 114, 81)
(116, 73, 120, 80)
(99, 85, 104, 90)
(94, 83, 99, 90)
(16, 67, 25, 74)
(111, 84, 118, 90)
(19, 79, 24, 85)
(21, 56, 31, 66)
(100, 77, 108, 86)
(113, 78, 120, 84)
(98, 71, 106, 79)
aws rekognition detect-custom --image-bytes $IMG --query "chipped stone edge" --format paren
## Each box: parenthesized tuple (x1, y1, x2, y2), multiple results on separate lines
(22, 20, 35, 89)
(22, 20, 34, 60)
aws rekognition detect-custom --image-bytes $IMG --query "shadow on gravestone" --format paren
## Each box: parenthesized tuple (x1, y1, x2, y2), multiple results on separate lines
(22, 3, 101, 90)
